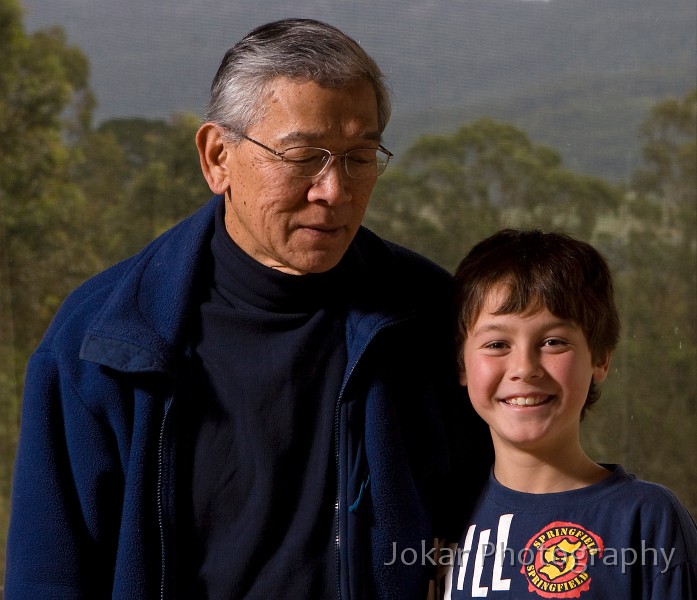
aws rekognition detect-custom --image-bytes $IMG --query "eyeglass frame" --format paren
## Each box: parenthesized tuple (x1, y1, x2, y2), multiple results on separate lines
(237, 133, 393, 179)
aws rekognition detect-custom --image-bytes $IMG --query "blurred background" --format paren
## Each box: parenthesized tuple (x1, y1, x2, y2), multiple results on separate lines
(1, 0, 695, 586)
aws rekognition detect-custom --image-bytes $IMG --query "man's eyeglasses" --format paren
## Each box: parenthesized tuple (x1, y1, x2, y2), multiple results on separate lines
(239, 133, 393, 179)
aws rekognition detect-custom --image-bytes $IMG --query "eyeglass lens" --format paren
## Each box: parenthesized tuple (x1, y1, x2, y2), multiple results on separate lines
(282, 147, 389, 179)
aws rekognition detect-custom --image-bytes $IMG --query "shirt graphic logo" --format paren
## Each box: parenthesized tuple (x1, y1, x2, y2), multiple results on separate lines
(521, 521, 604, 598)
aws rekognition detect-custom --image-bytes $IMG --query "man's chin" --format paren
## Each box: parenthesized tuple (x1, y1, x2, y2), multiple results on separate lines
(283, 247, 348, 276)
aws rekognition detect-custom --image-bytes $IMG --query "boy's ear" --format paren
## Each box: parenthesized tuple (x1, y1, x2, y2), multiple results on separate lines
(459, 366, 467, 387)
(196, 122, 232, 195)
(458, 348, 468, 386)
(593, 353, 611, 384)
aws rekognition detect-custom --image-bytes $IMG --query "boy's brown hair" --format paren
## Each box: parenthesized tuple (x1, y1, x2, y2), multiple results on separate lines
(453, 229, 620, 417)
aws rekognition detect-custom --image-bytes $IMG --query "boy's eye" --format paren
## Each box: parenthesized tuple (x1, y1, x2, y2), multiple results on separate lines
(484, 341, 508, 350)
(542, 338, 568, 348)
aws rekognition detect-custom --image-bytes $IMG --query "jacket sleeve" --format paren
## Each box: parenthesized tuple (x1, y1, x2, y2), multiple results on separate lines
(5, 348, 124, 599)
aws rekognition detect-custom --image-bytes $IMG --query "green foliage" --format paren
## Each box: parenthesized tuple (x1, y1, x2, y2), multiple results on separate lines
(1, 0, 91, 579)
(71, 114, 209, 265)
(366, 118, 620, 272)
(584, 90, 697, 516)
(0, 3, 93, 358)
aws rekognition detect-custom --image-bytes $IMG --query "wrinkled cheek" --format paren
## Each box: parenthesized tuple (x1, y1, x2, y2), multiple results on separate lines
(259, 210, 294, 249)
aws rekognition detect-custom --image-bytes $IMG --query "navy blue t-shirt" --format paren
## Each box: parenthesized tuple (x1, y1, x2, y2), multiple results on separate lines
(438, 465, 697, 599)
(190, 203, 350, 598)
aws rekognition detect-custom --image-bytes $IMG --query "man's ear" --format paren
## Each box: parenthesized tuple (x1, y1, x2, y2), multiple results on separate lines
(593, 353, 611, 384)
(196, 123, 232, 195)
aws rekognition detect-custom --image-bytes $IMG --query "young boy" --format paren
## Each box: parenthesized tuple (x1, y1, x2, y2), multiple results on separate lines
(440, 229, 697, 598)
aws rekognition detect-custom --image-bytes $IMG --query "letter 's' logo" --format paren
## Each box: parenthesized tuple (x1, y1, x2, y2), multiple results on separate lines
(521, 521, 604, 598)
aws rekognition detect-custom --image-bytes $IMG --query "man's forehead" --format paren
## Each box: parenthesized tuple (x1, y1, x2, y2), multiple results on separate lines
(253, 77, 381, 144)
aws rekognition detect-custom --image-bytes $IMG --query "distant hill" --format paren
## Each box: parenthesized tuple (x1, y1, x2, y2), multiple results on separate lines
(21, 0, 696, 181)
(390, 65, 694, 181)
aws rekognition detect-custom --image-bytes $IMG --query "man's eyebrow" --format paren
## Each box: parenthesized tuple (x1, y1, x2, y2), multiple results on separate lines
(277, 130, 382, 146)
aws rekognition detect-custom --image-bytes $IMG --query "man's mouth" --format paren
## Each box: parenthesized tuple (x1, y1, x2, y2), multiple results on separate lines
(301, 224, 343, 235)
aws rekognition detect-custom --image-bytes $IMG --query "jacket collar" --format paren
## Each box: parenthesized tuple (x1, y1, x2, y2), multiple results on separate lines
(79, 196, 219, 374)
(79, 195, 445, 375)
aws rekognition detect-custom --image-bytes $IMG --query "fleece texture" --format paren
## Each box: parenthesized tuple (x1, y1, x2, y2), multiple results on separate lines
(6, 195, 492, 599)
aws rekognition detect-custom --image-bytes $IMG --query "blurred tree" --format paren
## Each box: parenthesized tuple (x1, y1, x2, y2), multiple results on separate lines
(365, 117, 620, 271)
(71, 114, 209, 265)
(0, 0, 94, 577)
(0, 2, 95, 361)
(125, 113, 211, 241)
(586, 89, 697, 515)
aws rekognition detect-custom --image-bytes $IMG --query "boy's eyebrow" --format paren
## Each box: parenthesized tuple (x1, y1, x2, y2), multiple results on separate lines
(469, 323, 507, 336)
(470, 317, 577, 337)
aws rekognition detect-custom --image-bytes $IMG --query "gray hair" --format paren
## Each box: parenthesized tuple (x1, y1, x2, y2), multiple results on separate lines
(204, 18, 391, 138)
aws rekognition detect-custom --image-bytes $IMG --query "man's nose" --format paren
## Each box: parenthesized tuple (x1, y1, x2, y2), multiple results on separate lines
(307, 157, 352, 206)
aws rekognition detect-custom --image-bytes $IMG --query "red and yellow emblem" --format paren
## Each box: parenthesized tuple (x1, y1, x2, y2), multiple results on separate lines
(521, 521, 604, 598)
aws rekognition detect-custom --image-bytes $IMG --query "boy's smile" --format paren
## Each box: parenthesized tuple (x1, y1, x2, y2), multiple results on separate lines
(461, 285, 610, 456)
(503, 395, 549, 407)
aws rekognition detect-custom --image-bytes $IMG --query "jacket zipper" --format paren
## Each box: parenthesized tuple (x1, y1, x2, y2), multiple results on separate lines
(334, 384, 344, 600)
(158, 396, 174, 600)
(334, 314, 414, 600)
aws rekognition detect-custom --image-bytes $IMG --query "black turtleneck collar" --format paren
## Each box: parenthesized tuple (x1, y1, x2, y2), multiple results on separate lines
(209, 200, 352, 314)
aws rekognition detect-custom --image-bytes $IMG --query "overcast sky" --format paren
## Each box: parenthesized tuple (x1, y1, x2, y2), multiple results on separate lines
(20, 0, 696, 174)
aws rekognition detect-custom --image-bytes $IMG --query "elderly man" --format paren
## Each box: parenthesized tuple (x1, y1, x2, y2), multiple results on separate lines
(6, 18, 489, 600)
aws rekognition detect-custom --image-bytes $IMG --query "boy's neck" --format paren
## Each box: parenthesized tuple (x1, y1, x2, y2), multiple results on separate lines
(492, 442, 610, 494)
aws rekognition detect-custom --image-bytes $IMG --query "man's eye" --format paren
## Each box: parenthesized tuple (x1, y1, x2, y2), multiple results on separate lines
(347, 150, 376, 165)
(285, 149, 326, 164)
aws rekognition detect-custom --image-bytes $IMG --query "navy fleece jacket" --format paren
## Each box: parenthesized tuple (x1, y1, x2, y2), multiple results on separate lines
(6, 195, 492, 599)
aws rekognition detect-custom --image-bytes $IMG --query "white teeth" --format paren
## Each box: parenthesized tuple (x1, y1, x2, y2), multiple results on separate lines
(506, 396, 547, 406)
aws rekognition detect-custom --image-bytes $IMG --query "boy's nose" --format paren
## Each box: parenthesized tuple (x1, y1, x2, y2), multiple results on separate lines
(509, 348, 543, 381)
